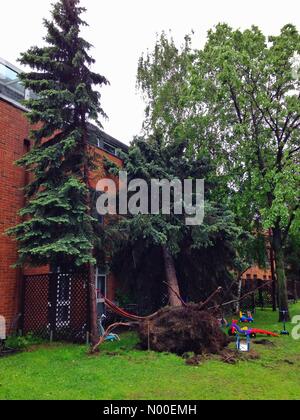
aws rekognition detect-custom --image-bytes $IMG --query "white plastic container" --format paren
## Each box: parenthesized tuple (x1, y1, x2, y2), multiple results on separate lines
(0, 316, 6, 341)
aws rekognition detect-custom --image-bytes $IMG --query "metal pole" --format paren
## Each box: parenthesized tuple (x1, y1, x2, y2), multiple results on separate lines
(269, 229, 277, 312)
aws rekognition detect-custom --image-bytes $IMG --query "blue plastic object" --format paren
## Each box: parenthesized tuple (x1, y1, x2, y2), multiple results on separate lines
(99, 314, 120, 342)
(236, 334, 251, 352)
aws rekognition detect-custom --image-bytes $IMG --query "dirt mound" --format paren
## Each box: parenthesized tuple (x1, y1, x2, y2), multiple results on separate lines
(253, 339, 275, 347)
(220, 349, 260, 364)
(185, 355, 202, 366)
(138, 304, 229, 355)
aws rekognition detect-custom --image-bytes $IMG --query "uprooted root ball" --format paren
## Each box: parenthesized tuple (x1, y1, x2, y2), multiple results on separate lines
(138, 304, 229, 355)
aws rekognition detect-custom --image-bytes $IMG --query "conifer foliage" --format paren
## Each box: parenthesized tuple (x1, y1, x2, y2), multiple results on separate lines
(8, 0, 108, 270)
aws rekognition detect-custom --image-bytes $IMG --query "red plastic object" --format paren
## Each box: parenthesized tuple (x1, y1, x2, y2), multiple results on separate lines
(250, 329, 279, 337)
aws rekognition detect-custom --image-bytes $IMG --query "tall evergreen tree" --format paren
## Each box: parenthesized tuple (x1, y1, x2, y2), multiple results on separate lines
(105, 135, 241, 306)
(8, 0, 108, 346)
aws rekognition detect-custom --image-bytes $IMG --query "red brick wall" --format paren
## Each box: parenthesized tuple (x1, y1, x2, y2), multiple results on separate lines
(0, 98, 124, 332)
(89, 145, 124, 189)
(24, 266, 50, 276)
(0, 98, 30, 332)
(90, 146, 123, 303)
(242, 266, 272, 283)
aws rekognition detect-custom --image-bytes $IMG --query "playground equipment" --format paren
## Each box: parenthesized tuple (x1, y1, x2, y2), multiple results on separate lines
(239, 311, 254, 323)
(228, 321, 279, 339)
(236, 334, 251, 352)
(280, 310, 290, 336)
(99, 315, 120, 342)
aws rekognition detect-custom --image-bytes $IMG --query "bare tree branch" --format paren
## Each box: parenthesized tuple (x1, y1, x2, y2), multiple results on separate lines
(198, 287, 223, 310)
(283, 203, 300, 244)
(163, 281, 187, 307)
(207, 281, 272, 312)
(91, 322, 133, 354)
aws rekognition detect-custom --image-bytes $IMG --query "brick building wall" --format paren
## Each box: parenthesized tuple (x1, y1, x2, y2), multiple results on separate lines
(242, 266, 272, 283)
(0, 97, 30, 331)
(0, 96, 123, 333)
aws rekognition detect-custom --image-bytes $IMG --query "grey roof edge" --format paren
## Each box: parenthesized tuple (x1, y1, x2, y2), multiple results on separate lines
(0, 95, 128, 153)
(0, 57, 22, 74)
(87, 123, 129, 153)
(0, 94, 27, 112)
(100, 129, 129, 153)
(0, 58, 129, 153)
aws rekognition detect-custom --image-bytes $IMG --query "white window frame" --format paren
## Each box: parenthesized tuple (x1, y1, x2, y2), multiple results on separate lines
(95, 268, 107, 304)
(103, 142, 117, 156)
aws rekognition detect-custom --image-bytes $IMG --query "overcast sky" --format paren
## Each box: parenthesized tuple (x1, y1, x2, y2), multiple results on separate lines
(1, 0, 300, 144)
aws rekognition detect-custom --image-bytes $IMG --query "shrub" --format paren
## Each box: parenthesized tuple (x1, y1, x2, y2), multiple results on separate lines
(6, 333, 45, 350)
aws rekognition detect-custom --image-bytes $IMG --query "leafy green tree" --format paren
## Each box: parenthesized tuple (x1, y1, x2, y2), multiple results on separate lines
(189, 24, 300, 320)
(137, 32, 193, 144)
(8, 0, 108, 345)
(137, 28, 300, 318)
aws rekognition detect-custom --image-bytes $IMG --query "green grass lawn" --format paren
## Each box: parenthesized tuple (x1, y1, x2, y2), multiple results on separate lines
(1, 303, 300, 400)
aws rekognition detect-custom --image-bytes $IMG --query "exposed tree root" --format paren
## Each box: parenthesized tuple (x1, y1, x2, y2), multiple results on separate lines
(138, 304, 229, 355)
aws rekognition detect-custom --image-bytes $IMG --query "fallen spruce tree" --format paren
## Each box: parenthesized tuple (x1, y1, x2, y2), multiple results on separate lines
(91, 282, 271, 355)
(92, 287, 229, 355)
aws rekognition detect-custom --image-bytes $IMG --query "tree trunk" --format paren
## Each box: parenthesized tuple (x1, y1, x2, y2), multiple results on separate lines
(272, 227, 290, 322)
(162, 246, 182, 307)
(235, 274, 243, 314)
(81, 113, 99, 351)
(269, 230, 277, 312)
(251, 277, 256, 312)
(293, 279, 298, 303)
(88, 264, 99, 349)
(258, 280, 264, 309)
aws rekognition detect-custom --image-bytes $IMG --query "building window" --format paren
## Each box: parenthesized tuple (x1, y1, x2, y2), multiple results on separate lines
(88, 131, 99, 148)
(90, 189, 104, 226)
(0, 62, 25, 99)
(103, 142, 117, 156)
(96, 269, 107, 303)
(0, 63, 19, 87)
